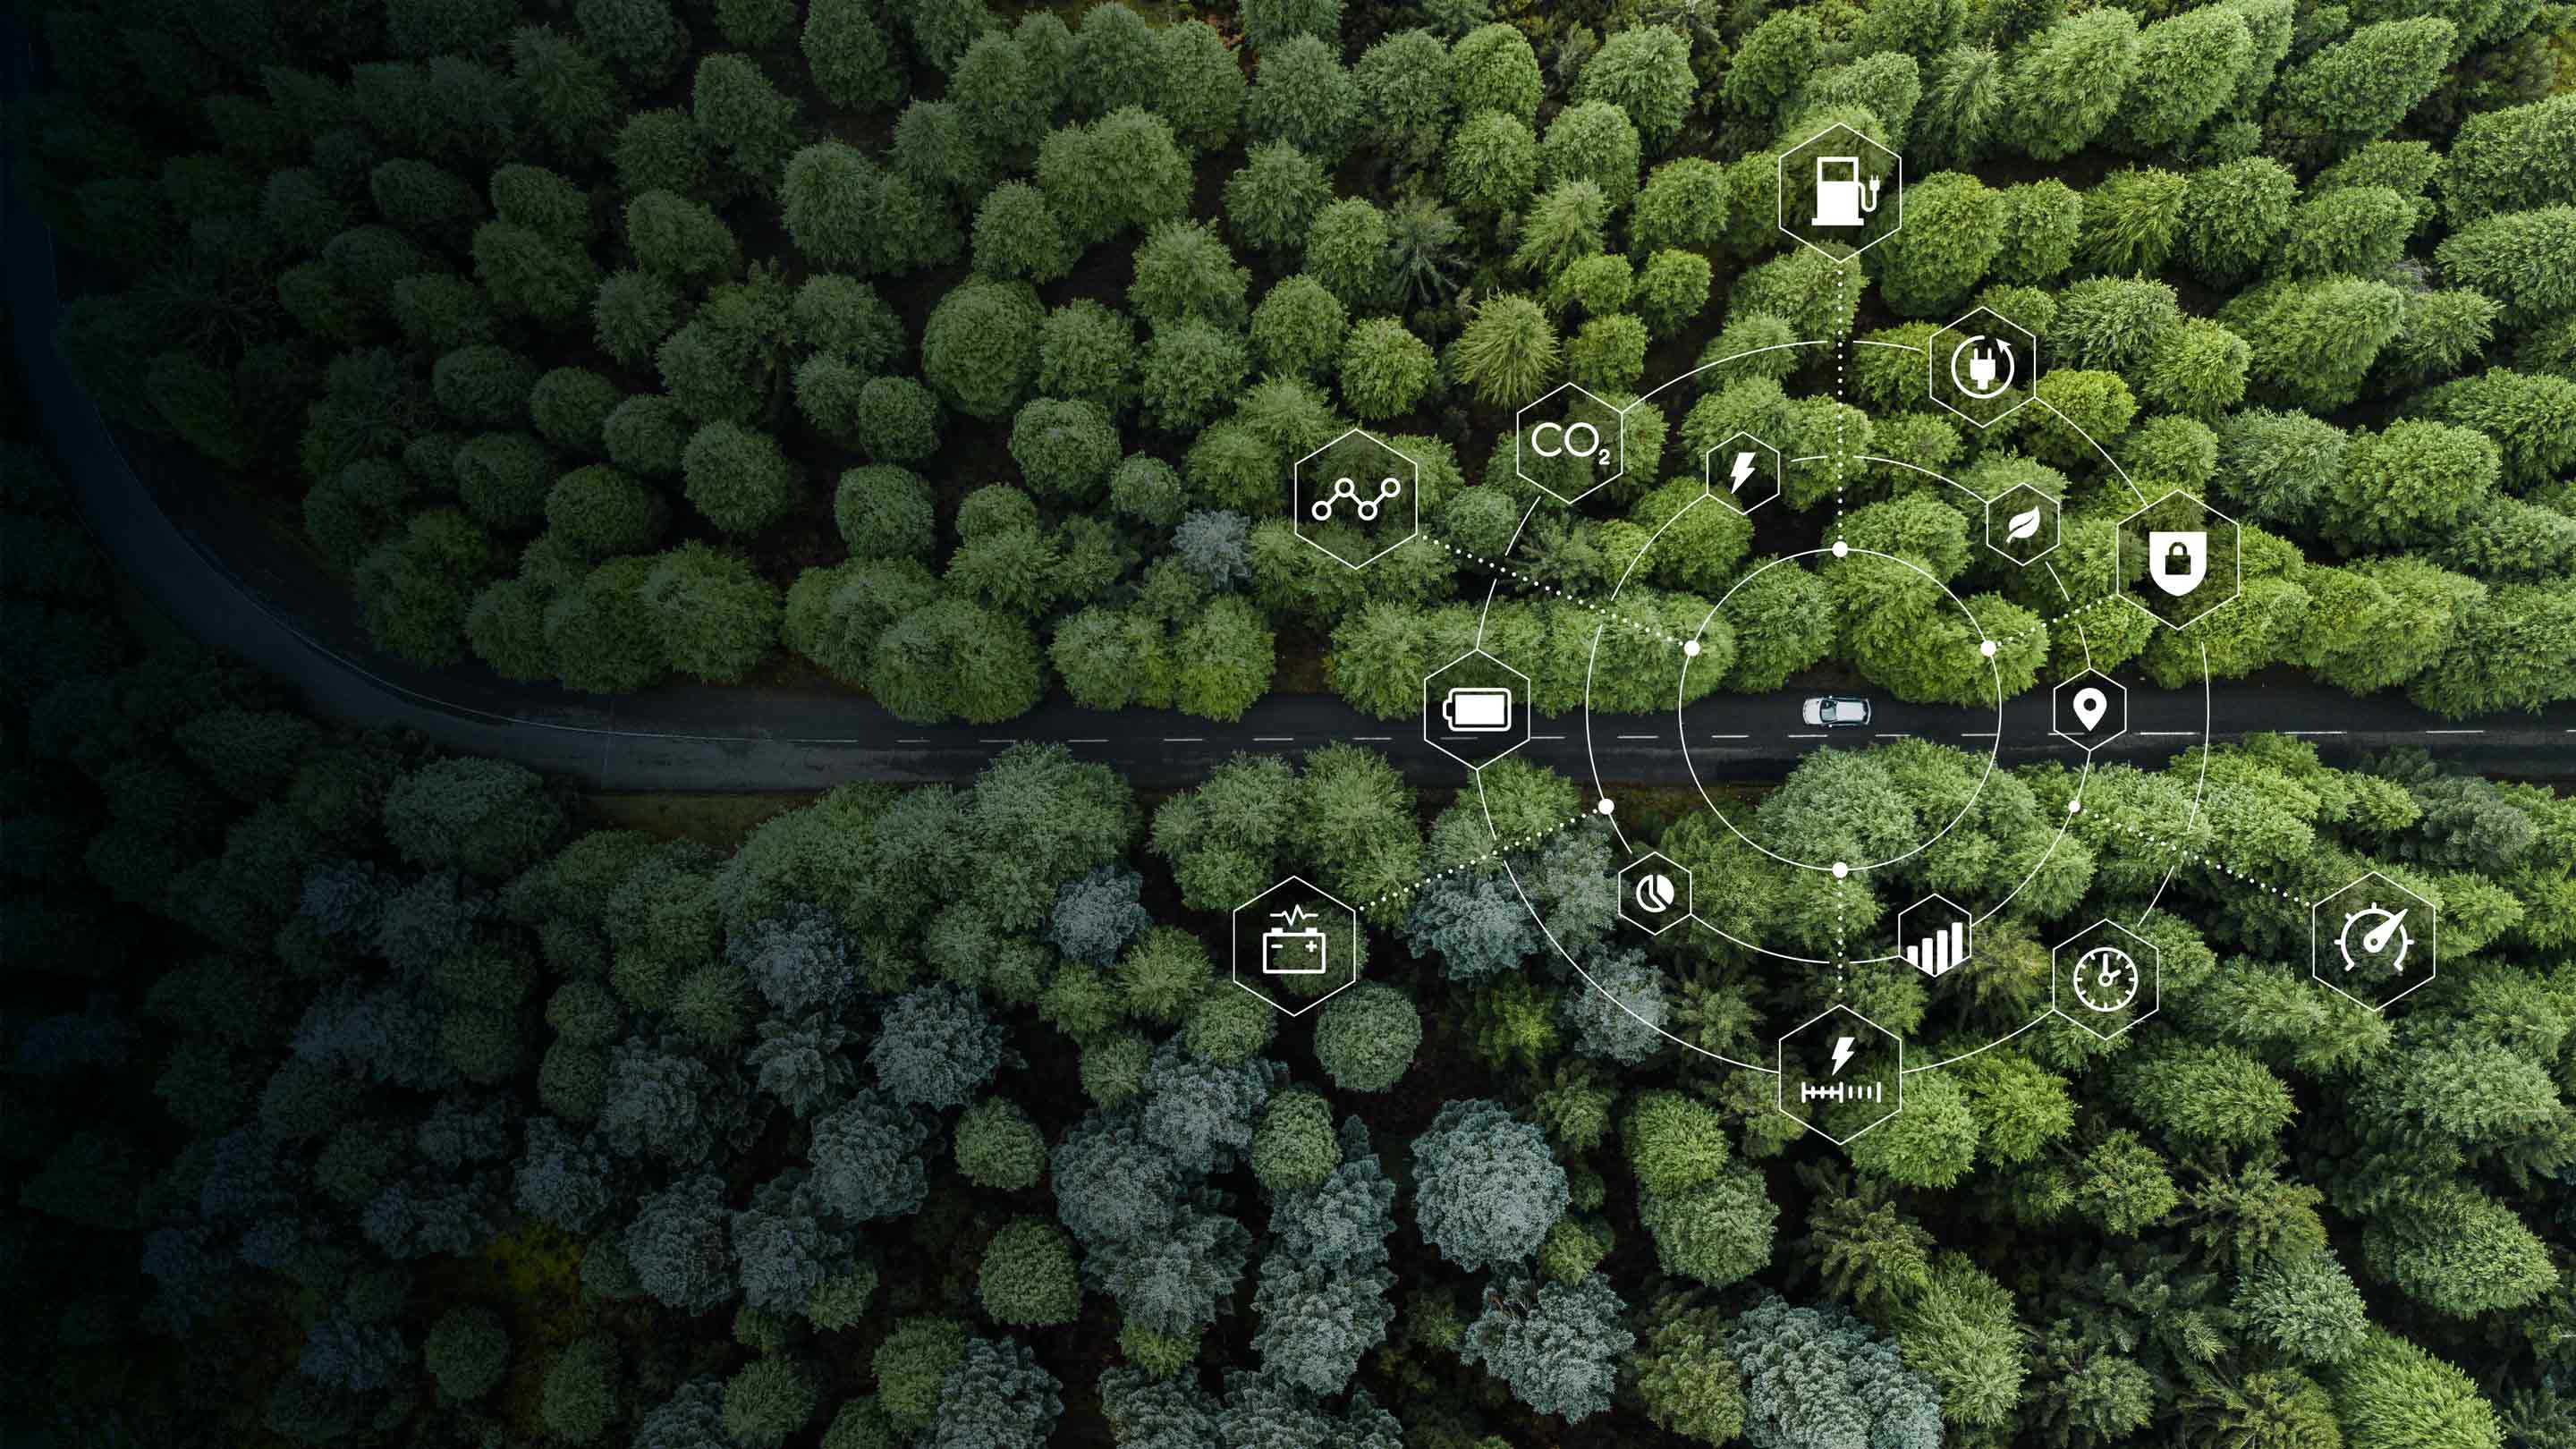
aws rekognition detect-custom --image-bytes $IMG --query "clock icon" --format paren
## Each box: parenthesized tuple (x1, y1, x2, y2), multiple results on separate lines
(2072, 945, 2140, 1013)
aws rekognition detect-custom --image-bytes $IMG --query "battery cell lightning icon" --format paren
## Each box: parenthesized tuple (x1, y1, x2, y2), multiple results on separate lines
(1802, 1034, 1880, 1101)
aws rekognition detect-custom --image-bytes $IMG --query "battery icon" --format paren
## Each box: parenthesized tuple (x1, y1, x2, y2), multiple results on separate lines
(1262, 906, 1329, 974)
(1442, 687, 1513, 733)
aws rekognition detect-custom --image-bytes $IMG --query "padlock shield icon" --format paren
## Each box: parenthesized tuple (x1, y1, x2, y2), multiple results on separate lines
(2148, 530, 2206, 597)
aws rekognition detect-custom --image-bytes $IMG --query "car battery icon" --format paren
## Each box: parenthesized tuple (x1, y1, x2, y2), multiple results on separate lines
(1263, 907, 1329, 974)
(1442, 686, 1514, 733)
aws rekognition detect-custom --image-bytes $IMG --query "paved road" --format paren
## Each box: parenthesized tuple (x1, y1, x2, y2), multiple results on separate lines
(8, 44, 2569, 789)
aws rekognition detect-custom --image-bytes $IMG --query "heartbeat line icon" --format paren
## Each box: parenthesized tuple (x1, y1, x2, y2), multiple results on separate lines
(1273, 905, 1323, 926)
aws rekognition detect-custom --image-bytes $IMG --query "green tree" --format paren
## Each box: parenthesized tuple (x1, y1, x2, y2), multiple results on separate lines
(1630, 158, 1726, 253)
(804, 0, 902, 111)
(2114, 7, 2252, 148)
(1154, 21, 1246, 153)
(682, 421, 803, 536)
(1539, 101, 1642, 209)
(1315, 982, 1421, 1091)
(1226, 143, 1331, 254)
(642, 543, 779, 683)
(2331, 1330, 2504, 1449)
(967, 183, 1075, 285)
(2005, 9, 2139, 161)
(1445, 111, 1539, 218)
(1872, 171, 1999, 317)
(1354, 30, 1456, 166)
(1577, 25, 1696, 147)
(1038, 108, 1192, 246)
(1341, 318, 1436, 419)
(922, 281, 1042, 420)
(2267, 18, 2455, 162)
(1130, 221, 1250, 330)
(979, 1219, 1080, 1326)
(1246, 34, 1360, 163)
(1451, 23, 1543, 126)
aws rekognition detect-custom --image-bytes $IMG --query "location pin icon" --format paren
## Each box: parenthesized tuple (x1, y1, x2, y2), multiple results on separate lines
(2072, 687, 2107, 733)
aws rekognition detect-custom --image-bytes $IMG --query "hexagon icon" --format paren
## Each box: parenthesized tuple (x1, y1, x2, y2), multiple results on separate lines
(1703, 430, 1782, 516)
(1779, 123, 1901, 260)
(1896, 894, 1972, 978)
(2053, 919, 2160, 1039)
(1514, 383, 1627, 504)
(1294, 428, 1420, 570)
(1232, 876, 1360, 1016)
(1928, 306, 2038, 428)
(2312, 869, 2436, 1012)
(1983, 481, 2060, 566)
(2051, 669, 2128, 754)
(1424, 649, 1532, 771)
(1777, 1003, 1902, 1145)
(1618, 851, 1693, 936)
(2116, 489, 2241, 631)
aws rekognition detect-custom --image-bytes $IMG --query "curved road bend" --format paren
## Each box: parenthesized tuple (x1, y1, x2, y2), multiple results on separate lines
(7, 47, 2569, 790)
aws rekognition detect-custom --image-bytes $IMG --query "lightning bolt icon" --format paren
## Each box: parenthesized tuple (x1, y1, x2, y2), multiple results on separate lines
(1729, 451, 1756, 492)
(1829, 1036, 1856, 1076)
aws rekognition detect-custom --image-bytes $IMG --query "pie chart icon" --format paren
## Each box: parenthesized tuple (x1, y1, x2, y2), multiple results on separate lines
(1634, 874, 1676, 913)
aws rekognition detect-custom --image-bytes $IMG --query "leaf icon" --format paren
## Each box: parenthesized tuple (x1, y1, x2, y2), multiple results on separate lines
(2006, 506, 2042, 541)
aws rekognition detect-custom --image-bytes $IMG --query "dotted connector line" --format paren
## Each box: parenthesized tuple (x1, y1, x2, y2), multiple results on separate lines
(1833, 263, 1850, 540)
(1833, 886, 1847, 999)
(2103, 818, 2298, 902)
(1428, 535, 1684, 647)
(1360, 812, 1590, 911)
(1986, 595, 2123, 653)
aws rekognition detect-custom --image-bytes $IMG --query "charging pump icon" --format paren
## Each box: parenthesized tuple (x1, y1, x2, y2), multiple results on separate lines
(1811, 157, 1883, 227)
(1951, 335, 2013, 399)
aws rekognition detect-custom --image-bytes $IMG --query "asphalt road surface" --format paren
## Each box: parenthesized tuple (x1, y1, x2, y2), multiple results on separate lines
(9, 43, 2569, 791)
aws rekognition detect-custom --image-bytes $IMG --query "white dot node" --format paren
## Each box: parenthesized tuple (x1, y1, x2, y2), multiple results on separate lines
(1596, 797, 1615, 816)
(1832, 861, 1850, 878)
(1980, 640, 1997, 657)
(1683, 640, 1702, 657)
(1831, 540, 1850, 558)
(2067, 800, 2082, 814)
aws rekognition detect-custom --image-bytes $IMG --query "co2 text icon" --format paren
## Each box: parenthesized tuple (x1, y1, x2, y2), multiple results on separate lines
(1514, 383, 1629, 504)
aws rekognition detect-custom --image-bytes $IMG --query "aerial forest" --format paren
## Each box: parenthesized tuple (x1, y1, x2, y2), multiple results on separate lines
(12, 0, 2574, 720)
(5, 0, 2576, 1445)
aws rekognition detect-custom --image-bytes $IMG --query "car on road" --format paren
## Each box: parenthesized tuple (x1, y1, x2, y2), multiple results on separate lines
(1801, 696, 1872, 728)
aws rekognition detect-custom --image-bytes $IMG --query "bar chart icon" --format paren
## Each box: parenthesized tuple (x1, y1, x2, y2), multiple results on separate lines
(1904, 921, 1965, 976)
(1897, 894, 1972, 979)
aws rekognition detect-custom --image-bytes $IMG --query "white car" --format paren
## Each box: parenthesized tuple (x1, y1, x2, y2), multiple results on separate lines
(1801, 695, 1871, 728)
